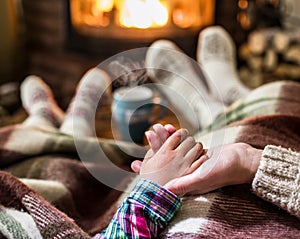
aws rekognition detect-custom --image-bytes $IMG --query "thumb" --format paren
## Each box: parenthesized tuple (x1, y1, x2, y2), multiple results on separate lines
(131, 160, 142, 173)
(164, 154, 213, 196)
(164, 175, 195, 197)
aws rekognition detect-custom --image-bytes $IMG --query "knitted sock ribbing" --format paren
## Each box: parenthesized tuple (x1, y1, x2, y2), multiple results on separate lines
(146, 40, 225, 132)
(197, 26, 250, 106)
(20, 75, 65, 130)
(60, 68, 112, 137)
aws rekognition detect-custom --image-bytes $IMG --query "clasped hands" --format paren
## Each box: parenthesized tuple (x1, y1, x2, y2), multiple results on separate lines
(131, 124, 262, 197)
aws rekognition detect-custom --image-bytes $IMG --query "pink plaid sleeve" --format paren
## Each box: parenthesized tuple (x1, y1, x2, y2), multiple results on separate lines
(92, 179, 181, 238)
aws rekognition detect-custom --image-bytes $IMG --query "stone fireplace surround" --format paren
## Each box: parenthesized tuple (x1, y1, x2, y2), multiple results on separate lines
(21, 0, 241, 109)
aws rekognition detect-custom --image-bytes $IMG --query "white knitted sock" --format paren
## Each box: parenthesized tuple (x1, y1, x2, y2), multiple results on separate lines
(197, 26, 250, 105)
(60, 68, 111, 137)
(146, 40, 225, 132)
(21, 75, 65, 130)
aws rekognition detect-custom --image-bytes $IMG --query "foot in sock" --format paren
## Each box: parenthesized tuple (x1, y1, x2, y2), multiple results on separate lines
(146, 40, 209, 94)
(21, 75, 65, 130)
(197, 26, 250, 105)
(146, 40, 225, 132)
(60, 68, 111, 137)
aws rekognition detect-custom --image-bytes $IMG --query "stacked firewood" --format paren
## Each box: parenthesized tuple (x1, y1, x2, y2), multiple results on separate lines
(238, 28, 300, 88)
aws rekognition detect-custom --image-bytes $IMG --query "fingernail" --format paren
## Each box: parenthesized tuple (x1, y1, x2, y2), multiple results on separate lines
(153, 123, 160, 128)
(145, 131, 151, 142)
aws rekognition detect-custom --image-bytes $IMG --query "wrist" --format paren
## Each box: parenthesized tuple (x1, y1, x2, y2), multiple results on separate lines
(130, 179, 181, 221)
(245, 146, 262, 183)
(140, 173, 165, 186)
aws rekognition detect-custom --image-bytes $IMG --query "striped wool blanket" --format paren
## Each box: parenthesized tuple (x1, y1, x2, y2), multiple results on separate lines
(0, 125, 145, 237)
(0, 80, 300, 238)
(161, 80, 300, 238)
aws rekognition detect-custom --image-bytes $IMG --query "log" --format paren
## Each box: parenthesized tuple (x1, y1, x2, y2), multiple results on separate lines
(273, 31, 290, 53)
(238, 44, 251, 61)
(284, 45, 300, 65)
(274, 63, 300, 80)
(247, 55, 263, 71)
(273, 30, 300, 53)
(248, 28, 280, 54)
(238, 67, 263, 89)
(240, 28, 300, 87)
(263, 49, 277, 72)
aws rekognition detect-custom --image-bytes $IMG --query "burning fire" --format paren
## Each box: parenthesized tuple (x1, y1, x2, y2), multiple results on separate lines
(71, 0, 215, 31)
(95, 0, 114, 12)
(116, 0, 169, 29)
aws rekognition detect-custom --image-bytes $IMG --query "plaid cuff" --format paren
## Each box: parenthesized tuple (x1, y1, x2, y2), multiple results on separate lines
(128, 179, 181, 223)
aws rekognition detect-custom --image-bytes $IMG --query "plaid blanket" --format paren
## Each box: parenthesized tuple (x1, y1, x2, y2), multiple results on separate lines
(161, 80, 300, 238)
(0, 124, 145, 237)
(1, 80, 300, 238)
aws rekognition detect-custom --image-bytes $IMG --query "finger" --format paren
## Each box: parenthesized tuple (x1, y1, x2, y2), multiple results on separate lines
(183, 142, 204, 167)
(202, 148, 208, 155)
(131, 160, 142, 173)
(160, 128, 188, 151)
(146, 124, 176, 153)
(164, 124, 176, 135)
(153, 124, 169, 143)
(185, 154, 209, 175)
(164, 174, 195, 197)
(145, 130, 163, 153)
(184, 142, 203, 163)
(165, 155, 209, 195)
(175, 136, 197, 156)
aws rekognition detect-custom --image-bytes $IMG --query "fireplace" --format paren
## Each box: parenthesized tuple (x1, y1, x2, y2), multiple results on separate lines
(67, 0, 216, 57)
(21, 0, 243, 109)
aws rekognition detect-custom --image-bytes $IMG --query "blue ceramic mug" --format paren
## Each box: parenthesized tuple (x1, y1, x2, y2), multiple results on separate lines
(111, 86, 165, 144)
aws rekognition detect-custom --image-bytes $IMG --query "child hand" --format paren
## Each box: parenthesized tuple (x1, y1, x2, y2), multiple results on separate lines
(131, 124, 176, 173)
(138, 126, 204, 187)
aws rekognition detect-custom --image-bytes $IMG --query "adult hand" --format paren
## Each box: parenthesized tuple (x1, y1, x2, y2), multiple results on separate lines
(165, 143, 262, 196)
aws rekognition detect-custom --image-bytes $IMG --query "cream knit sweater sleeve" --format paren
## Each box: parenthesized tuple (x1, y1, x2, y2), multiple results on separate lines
(252, 145, 300, 219)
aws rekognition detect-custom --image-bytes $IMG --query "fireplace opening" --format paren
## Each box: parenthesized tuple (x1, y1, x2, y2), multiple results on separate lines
(67, 0, 216, 57)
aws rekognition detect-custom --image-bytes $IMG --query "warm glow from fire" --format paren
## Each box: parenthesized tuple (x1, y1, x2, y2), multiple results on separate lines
(71, 0, 216, 31)
(96, 0, 114, 12)
(118, 0, 169, 29)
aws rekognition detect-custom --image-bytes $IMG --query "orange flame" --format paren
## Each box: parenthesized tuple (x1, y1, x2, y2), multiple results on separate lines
(95, 0, 114, 12)
(117, 0, 169, 29)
